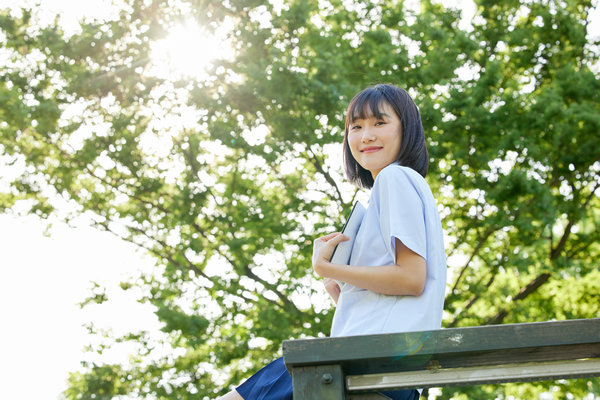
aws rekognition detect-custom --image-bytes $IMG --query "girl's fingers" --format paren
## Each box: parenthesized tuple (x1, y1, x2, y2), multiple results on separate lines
(319, 232, 342, 241)
(317, 232, 349, 243)
(328, 233, 350, 245)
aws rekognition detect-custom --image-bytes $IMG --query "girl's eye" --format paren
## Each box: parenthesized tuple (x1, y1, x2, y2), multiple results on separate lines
(375, 121, 385, 126)
(351, 125, 361, 130)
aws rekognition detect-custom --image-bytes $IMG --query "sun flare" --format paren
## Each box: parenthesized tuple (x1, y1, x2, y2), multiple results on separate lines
(150, 20, 232, 81)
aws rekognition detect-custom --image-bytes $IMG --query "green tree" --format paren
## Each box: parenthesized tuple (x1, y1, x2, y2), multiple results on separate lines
(1, 0, 598, 399)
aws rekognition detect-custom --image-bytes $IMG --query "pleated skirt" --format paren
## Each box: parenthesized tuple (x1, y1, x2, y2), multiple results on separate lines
(236, 357, 419, 400)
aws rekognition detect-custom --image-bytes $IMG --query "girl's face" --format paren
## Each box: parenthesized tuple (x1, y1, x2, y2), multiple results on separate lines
(347, 101, 402, 180)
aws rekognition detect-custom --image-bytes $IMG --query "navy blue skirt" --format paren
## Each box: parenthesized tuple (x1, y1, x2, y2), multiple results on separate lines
(236, 357, 419, 400)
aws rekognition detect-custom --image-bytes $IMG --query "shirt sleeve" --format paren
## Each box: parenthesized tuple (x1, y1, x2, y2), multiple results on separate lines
(371, 166, 427, 262)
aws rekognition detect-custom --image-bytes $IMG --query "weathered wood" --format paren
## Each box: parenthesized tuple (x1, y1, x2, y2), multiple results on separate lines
(283, 319, 600, 397)
(284, 319, 600, 375)
(348, 358, 600, 390)
(291, 364, 345, 400)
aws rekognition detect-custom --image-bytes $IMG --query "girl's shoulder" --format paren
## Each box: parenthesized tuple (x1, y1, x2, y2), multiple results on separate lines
(374, 163, 427, 188)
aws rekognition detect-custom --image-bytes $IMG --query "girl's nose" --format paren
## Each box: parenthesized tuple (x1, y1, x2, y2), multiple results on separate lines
(361, 128, 375, 143)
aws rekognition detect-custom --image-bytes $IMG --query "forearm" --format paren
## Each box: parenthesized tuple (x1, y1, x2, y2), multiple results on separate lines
(315, 262, 426, 296)
(312, 234, 426, 297)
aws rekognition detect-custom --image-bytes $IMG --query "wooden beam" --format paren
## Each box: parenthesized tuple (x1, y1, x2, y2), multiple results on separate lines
(348, 358, 600, 391)
(283, 319, 600, 377)
(284, 318, 600, 398)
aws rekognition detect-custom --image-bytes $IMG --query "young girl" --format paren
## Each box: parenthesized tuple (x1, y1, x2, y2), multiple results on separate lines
(220, 84, 447, 400)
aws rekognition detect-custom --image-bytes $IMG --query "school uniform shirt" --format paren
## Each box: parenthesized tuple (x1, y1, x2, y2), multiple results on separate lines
(330, 164, 447, 337)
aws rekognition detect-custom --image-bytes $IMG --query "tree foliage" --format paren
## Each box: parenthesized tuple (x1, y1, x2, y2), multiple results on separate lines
(1, 0, 599, 398)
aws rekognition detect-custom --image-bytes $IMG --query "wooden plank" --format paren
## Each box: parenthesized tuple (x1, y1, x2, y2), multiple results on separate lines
(283, 319, 600, 376)
(429, 343, 600, 370)
(291, 364, 346, 400)
(347, 358, 600, 391)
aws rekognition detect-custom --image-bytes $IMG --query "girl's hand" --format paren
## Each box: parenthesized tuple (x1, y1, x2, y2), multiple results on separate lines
(312, 232, 349, 276)
(323, 278, 341, 304)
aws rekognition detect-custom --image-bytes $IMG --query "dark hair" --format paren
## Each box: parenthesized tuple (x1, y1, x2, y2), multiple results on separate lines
(343, 84, 428, 188)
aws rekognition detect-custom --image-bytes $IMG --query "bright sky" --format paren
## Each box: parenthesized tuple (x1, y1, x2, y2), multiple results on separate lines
(0, 214, 159, 400)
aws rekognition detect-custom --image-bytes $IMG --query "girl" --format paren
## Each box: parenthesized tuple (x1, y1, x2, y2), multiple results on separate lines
(221, 84, 446, 400)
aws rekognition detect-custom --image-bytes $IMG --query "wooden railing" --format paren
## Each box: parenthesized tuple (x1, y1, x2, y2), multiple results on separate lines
(282, 318, 600, 399)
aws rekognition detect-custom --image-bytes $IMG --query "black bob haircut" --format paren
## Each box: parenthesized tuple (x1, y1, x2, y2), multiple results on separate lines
(343, 84, 428, 189)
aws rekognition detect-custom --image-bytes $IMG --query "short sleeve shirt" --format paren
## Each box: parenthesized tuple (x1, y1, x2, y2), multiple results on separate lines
(330, 164, 447, 337)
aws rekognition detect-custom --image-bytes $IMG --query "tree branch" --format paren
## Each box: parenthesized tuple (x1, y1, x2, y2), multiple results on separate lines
(485, 272, 551, 325)
(550, 179, 599, 259)
(450, 226, 495, 295)
(306, 147, 344, 204)
(448, 261, 498, 328)
(448, 236, 512, 328)
(126, 224, 213, 282)
(242, 265, 299, 312)
(550, 219, 575, 260)
(105, 222, 271, 311)
(193, 217, 301, 314)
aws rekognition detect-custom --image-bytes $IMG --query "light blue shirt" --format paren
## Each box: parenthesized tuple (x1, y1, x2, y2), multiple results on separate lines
(330, 164, 447, 337)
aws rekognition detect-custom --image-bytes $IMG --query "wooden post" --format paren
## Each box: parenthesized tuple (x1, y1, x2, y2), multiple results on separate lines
(292, 364, 345, 400)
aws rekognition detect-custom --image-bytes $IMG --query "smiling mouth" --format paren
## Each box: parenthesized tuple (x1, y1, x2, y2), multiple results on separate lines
(361, 147, 382, 153)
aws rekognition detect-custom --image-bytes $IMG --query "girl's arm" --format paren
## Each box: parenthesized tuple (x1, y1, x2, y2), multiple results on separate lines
(313, 233, 426, 296)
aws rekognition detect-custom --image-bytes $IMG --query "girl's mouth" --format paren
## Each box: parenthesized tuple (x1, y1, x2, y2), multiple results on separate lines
(361, 146, 382, 153)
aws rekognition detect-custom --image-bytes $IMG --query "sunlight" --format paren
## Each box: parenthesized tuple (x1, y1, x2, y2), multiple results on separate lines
(149, 19, 233, 81)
